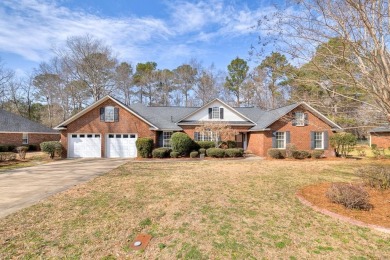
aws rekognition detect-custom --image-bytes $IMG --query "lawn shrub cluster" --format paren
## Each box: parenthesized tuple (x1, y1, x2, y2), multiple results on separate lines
(40, 141, 62, 159)
(224, 148, 244, 157)
(0, 145, 16, 152)
(267, 149, 284, 159)
(206, 148, 225, 158)
(16, 146, 28, 160)
(196, 141, 215, 149)
(152, 148, 171, 158)
(171, 132, 196, 155)
(357, 166, 390, 190)
(311, 150, 324, 159)
(198, 148, 206, 154)
(190, 151, 199, 158)
(291, 150, 311, 159)
(136, 138, 153, 158)
(326, 183, 371, 210)
(0, 152, 16, 161)
(170, 151, 179, 158)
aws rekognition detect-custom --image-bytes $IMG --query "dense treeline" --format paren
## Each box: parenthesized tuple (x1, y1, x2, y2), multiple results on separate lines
(0, 34, 383, 137)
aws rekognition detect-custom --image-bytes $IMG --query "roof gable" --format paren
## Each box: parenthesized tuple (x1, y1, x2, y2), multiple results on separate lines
(54, 96, 158, 130)
(0, 109, 58, 133)
(178, 99, 256, 125)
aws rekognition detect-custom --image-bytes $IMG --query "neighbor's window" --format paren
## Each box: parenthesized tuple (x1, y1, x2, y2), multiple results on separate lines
(212, 107, 220, 119)
(195, 131, 214, 141)
(314, 132, 324, 149)
(22, 133, 28, 144)
(276, 132, 285, 149)
(105, 106, 115, 122)
(295, 112, 305, 126)
(163, 131, 173, 148)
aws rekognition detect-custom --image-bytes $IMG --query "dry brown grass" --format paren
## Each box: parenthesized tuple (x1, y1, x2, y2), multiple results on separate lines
(0, 159, 389, 259)
(0, 152, 54, 172)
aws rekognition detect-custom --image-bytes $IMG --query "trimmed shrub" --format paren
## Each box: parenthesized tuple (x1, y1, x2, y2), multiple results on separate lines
(170, 151, 179, 158)
(40, 141, 62, 159)
(171, 132, 194, 156)
(267, 148, 283, 159)
(0, 145, 9, 152)
(311, 150, 324, 159)
(199, 148, 206, 154)
(0, 152, 16, 161)
(190, 151, 199, 158)
(16, 146, 28, 160)
(285, 143, 297, 158)
(28, 144, 39, 151)
(357, 166, 390, 190)
(196, 141, 215, 149)
(136, 138, 153, 158)
(291, 150, 311, 159)
(227, 140, 237, 148)
(326, 183, 371, 210)
(152, 148, 171, 158)
(206, 148, 225, 158)
(225, 148, 244, 157)
(7, 145, 16, 152)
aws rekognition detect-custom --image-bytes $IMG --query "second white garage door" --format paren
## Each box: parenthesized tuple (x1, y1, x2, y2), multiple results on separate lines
(106, 133, 137, 158)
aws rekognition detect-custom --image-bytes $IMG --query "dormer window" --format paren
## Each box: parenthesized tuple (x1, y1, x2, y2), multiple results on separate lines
(208, 107, 224, 119)
(100, 106, 119, 122)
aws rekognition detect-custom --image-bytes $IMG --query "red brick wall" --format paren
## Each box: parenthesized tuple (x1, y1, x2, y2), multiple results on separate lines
(0, 133, 59, 147)
(371, 133, 390, 148)
(248, 106, 336, 157)
(60, 99, 156, 158)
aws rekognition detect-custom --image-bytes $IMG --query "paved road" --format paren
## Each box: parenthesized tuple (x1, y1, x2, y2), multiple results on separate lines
(0, 158, 129, 219)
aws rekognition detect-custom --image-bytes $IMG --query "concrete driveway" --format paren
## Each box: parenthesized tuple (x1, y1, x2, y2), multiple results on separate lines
(0, 158, 129, 219)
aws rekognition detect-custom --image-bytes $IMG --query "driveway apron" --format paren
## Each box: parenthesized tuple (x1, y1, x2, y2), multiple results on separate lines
(0, 158, 129, 218)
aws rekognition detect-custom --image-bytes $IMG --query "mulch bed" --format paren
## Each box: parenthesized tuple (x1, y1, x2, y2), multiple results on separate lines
(298, 182, 390, 228)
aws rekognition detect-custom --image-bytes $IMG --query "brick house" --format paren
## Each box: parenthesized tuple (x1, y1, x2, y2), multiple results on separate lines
(0, 109, 60, 148)
(54, 95, 341, 158)
(369, 126, 390, 148)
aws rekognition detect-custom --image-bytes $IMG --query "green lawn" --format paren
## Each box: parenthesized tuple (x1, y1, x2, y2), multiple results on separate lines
(0, 159, 389, 259)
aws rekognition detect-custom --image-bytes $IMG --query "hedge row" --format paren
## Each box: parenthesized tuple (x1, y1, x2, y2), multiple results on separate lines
(267, 148, 324, 159)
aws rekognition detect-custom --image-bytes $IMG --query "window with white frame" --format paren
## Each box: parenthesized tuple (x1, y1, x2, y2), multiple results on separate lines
(295, 112, 305, 126)
(314, 132, 324, 149)
(163, 131, 172, 148)
(276, 132, 286, 149)
(195, 131, 214, 141)
(212, 107, 220, 119)
(22, 133, 28, 144)
(105, 106, 115, 122)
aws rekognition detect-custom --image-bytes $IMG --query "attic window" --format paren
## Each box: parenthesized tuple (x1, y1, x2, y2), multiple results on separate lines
(100, 106, 119, 122)
(208, 107, 224, 119)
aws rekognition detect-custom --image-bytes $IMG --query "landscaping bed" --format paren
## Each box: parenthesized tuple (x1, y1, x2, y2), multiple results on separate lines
(298, 182, 390, 228)
(0, 152, 56, 171)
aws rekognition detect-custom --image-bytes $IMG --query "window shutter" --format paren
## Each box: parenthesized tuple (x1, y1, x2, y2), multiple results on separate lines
(208, 108, 212, 119)
(220, 108, 224, 119)
(324, 131, 329, 149)
(310, 131, 315, 149)
(304, 113, 309, 126)
(272, 132, 277, 148)
(100, 107, 105, 121)
(286, 131, 290, 144)
(114, 108, 119, 122)
(292, 112, 296, 126)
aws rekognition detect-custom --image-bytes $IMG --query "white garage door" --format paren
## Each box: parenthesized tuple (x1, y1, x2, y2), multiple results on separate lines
(68, 133, 101, 158)
(106, 133, 137, 158)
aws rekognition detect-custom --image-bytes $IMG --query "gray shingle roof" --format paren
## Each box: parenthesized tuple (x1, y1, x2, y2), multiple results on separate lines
(369, 126, 390, 133)
(0, 109, 58, 133)
(129, 103, 198, 130)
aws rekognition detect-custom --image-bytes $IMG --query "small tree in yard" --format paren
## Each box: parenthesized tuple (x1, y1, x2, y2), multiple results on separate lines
(330, 132, 357, 158)
(195, 122, 238, 148)
(40, 141, 62, 159)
